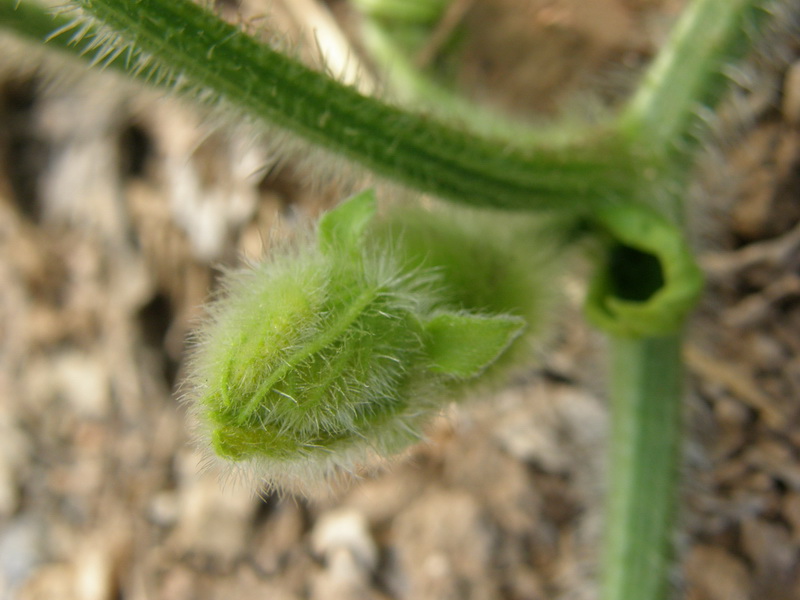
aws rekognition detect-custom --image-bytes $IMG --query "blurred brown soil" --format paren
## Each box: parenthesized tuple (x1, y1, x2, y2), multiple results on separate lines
(0, 1, 799, 599)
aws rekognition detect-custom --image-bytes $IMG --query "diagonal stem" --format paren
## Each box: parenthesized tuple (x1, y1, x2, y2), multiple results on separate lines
(7, 0, 643, 213)
(619, 0, 769, 157)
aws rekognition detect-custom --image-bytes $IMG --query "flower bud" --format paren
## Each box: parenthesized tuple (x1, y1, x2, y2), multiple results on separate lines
(185, 191, 549, 492)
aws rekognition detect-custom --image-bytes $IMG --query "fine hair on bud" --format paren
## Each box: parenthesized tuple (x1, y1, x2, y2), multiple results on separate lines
(184, 191, 557, 494)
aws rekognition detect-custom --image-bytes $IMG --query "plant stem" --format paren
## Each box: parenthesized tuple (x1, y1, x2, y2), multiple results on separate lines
(357, 16, 591, 146)
(603, 334, 683, 600)
(34, 0, 640, 213)
(619, 0, 767, 155)
(0, 0, 166, 79)
(1, 0, 61, 43)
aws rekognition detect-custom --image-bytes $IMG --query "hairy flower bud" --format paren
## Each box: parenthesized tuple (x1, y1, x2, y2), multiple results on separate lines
(185, 191, 550, 492)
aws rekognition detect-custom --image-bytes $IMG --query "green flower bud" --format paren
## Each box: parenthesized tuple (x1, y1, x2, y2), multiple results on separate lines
(186, 190, 551, 492)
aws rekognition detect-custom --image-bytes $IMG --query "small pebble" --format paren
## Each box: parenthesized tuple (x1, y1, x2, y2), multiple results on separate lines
(310, 509, 377, 572)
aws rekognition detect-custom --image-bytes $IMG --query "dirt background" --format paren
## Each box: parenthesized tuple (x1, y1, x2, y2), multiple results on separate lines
(0, 0, 799, 599)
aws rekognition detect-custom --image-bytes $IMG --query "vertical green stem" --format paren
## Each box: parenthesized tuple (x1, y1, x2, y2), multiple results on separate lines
(603, 334, 683, 600)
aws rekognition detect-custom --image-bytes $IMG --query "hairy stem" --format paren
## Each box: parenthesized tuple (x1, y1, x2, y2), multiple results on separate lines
(356, 15, 595, 146)
(1, 0, 63, 44)
(603, 334, 683, 600)
(47, 0, 640, 212)
(619, 0, 767, 155)
(0, 0, 176, 82)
